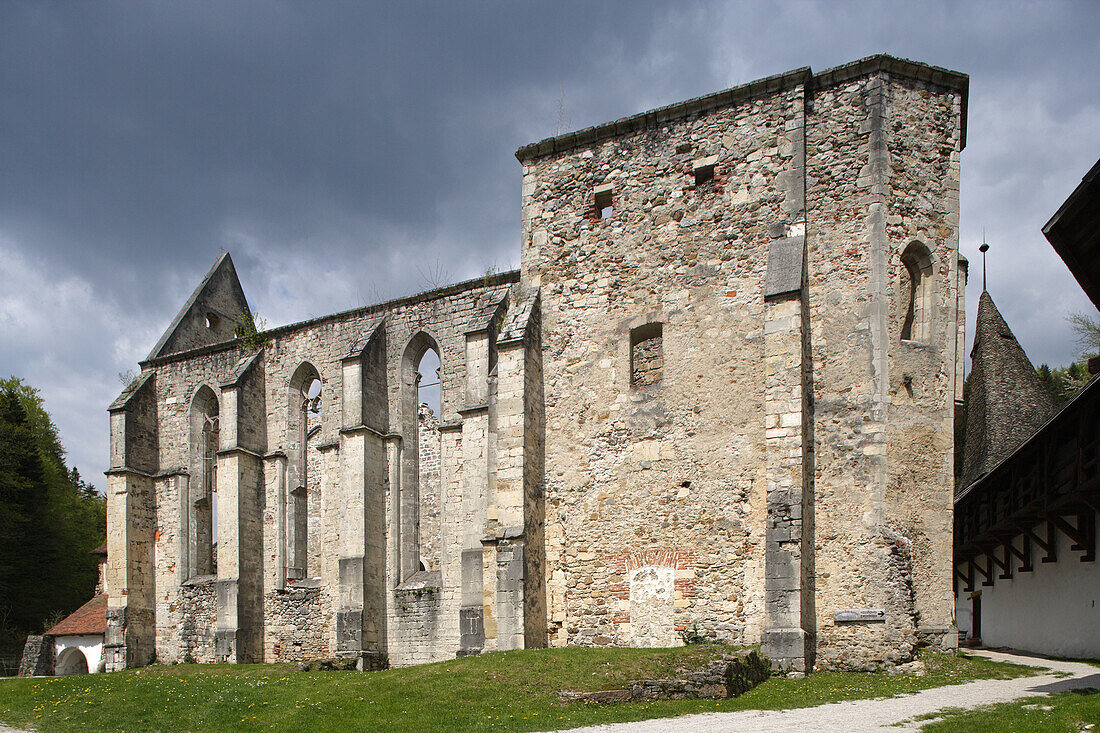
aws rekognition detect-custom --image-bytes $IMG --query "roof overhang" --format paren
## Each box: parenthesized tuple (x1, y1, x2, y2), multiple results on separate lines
(1043, 158, 1100, 311)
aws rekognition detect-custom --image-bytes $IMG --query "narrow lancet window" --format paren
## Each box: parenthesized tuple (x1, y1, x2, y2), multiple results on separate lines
(900, 242, 933, 343)
(188, 387, 219, 579)
(417, 348, 442, 571)
(201, 413, 219, 575)
(287, 365, 321, 581)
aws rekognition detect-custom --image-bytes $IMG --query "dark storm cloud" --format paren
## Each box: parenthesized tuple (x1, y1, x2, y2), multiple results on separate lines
(0, 0, 1097, 484)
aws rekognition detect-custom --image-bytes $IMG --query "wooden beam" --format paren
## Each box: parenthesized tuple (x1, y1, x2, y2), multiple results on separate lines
(972, 555, 995, 587)
(1081, 509, 1096, 563)
(1019, 533, 1033, 572)
(1040, 522, 1058, 564)
(1051, 514, 1087, 549)
(990, 546, 1012, 579)
(1018, 522, 1056, 563)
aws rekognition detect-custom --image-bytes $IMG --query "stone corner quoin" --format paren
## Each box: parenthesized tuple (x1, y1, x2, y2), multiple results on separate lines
(103, 53, 967, 674)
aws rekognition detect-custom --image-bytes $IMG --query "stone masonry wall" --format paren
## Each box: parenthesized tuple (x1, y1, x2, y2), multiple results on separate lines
(520, 58, 964, 668)
(266, 586, 331, 662)
(804, 70, 962, 668)
(520, 84, 807, 649)
(418, 404, 442, 570)
(882, 76, 963, 654)
(391, 571, 443, 666)
(178, 578, 216, 663)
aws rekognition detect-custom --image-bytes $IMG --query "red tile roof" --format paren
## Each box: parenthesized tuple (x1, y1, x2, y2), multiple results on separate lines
(46, 594, 108, 637)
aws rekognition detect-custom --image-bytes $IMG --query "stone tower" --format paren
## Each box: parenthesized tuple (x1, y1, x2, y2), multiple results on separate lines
(517, 55, 967, 670)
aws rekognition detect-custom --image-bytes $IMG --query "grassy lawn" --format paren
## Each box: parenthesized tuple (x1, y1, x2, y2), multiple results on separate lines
(0, 647, 1032, 732)
(919, 689, 1100, 732)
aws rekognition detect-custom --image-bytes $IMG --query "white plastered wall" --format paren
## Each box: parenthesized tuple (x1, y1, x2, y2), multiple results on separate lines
(54, 634, 105, 674)
(955, 528, 1100, 659)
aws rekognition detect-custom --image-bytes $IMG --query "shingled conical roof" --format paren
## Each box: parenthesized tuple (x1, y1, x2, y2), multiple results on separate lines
(960, 291, 1057, 490)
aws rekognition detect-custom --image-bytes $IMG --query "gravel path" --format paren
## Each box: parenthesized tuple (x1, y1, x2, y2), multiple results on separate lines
(558, 650, 1100, 732)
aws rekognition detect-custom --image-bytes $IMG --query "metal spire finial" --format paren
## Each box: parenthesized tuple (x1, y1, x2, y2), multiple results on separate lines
(979, 230, 989, 292)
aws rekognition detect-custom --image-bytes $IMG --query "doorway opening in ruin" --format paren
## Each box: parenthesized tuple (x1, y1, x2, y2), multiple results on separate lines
(287, 364, 322, 581)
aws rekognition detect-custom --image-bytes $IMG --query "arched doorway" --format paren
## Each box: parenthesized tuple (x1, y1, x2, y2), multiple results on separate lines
(55, 647, 89, 676)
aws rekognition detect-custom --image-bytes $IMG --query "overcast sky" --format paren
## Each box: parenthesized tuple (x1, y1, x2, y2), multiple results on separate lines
(1, 0, 1097, 489)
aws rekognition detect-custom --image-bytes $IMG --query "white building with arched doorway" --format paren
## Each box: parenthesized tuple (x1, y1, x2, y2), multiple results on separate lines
(40, 542, 109, 675)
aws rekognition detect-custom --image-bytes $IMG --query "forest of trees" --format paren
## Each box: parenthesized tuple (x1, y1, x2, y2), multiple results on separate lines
(0, 378, 106, 660)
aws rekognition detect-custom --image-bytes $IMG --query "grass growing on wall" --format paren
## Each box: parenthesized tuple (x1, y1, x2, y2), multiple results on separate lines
(0, 646, 1031, 733)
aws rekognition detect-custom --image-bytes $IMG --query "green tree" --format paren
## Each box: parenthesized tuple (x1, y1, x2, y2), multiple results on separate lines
(1068, 310, 1100, 358)
(0, 387, 52, 653)
(234, 310, 269, 353)
(0, 379, 106, 657)
(1037, 360, 1092, 407)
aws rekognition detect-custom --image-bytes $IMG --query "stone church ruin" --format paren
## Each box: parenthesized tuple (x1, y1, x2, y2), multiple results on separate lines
(104, 55, 968, 673)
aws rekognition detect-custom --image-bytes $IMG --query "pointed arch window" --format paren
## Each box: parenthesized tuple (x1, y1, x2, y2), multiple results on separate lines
(188, 387, 219, 579)
(400, 332, 444, 581)
(287, 364, 322, 581)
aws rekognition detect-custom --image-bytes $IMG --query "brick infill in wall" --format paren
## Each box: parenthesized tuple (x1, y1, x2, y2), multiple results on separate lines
(606, 550, 697, 632)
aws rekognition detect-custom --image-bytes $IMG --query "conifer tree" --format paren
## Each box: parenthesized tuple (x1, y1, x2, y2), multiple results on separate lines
(0, 387, 52, 649)
(0, 379, 106, 656)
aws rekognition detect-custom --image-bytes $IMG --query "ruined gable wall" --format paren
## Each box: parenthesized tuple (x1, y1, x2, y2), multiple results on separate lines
(137, 274, 521, 666)
(805, 71, 962, 668)
(521, 84, 810, 648)
(146, 348, 245, 663)
(158, 262, 248, 357)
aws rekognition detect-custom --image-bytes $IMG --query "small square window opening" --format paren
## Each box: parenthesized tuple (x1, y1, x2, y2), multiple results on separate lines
(594, 184, 614, 220)
(693, 155, 718, 187)
(630, 322, 663, 388)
